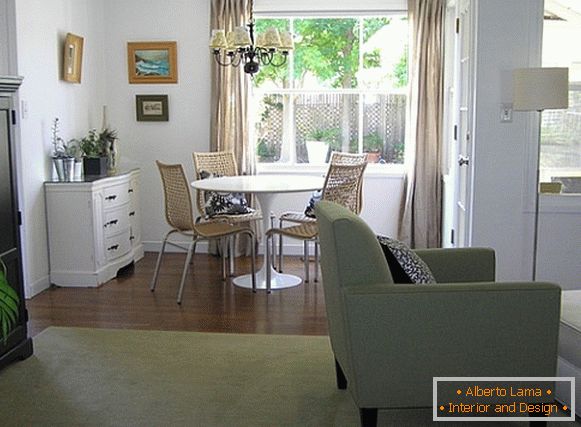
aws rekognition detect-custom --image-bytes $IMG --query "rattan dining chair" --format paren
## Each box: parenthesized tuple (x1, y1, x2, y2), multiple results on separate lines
(192, 151, 262, 224)
(265, 160, 367, 291)
(276, 152, 367, 273)
(150, 161, 256, 303)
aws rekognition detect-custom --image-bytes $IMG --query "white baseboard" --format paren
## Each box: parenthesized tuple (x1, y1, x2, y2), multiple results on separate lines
(25, 274, 50, 299)
(143, 240, 309, 256)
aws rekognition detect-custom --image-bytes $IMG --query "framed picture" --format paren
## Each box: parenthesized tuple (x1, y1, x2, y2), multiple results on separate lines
(127, 41, 177, 84)
(136, 95, 169, 121)
(63, 33, 84, 83)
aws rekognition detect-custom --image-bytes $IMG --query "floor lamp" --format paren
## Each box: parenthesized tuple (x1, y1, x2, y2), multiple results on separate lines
(513, 67, 569, 280)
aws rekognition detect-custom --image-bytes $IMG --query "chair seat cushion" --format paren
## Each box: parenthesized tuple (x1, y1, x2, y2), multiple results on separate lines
(377, 235, 436, 284)
(200, 171, 254, 219)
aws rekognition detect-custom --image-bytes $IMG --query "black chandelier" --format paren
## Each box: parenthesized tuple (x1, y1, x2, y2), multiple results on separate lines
(209, 1, 294, 75)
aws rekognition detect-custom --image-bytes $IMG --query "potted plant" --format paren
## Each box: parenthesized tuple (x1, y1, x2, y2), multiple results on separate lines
(50, 118, 68, 181)
(79, 129, 117, 176)
(306, 128, 337, 164)
(0, 259, 19, 344)
(363, 132, 384, 163)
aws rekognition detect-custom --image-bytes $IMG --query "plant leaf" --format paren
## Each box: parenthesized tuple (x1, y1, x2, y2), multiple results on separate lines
(0, 268, 19, 341)
(0, 298, 17, 324)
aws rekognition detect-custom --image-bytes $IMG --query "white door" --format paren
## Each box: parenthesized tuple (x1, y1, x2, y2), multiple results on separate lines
(443, 0, 474, 248)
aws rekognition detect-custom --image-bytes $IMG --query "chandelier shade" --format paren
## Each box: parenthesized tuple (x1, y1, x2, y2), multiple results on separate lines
(209, 0, 293, 75)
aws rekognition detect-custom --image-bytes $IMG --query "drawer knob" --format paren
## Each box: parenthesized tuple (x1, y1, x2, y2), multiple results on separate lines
(105, 195, 117, 201)
(129, 211, 135, 217)
(107, 244, 119, 251)
(104, 219, 119, 228)
(128, 188, 134, 193)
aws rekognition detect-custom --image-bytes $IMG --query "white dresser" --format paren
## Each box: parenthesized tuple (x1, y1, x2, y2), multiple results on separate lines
(44, 169, 144, 287)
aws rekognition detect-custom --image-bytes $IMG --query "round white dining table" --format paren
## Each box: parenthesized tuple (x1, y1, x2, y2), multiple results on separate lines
(191, 174, 324, 291)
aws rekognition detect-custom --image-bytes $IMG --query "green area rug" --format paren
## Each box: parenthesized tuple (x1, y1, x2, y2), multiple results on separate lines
(0, 328, 571, 426)
(0, 328, 357, 426)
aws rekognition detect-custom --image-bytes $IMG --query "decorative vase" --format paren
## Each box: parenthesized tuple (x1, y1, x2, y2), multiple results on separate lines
(63, 157, 75, 181)
(107, 140, 118, 175)
(53, 157, 65, 181)
(83, 157, 108, 176)
(74, 160, 83, 180)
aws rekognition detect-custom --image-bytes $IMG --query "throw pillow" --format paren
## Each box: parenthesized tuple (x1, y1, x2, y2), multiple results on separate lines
(200, 170, 253, 219)
(376, 235, 436, 284)
(304, 190, 322, 218)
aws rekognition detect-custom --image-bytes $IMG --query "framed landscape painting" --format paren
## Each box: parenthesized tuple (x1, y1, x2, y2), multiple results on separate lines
(136, 95, 169, 121)
(127, 41, 177, 84)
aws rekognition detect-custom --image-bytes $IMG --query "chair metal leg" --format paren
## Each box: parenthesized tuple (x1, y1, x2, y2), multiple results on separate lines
(303, 240, 309, 283)
(266, 232, 272, 294)
(221, 238, 227, 281)
(189, 240, 198, 264)
(229, 235, 235, 276)
(150, 230, 172, 292)
(247, 231, 257, 293)
(314, 240, 319, 282)
(278, 218, 284, 272)
(177, 239, 196, 304)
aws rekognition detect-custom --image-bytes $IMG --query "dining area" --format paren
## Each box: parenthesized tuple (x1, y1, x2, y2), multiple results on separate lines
(150, 151, 367, 303)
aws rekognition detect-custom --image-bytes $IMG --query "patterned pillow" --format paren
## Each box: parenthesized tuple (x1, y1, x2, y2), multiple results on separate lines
(304, 190, 323, 218)
(376, 235, 436, 284)
(200, 171, 253, 219)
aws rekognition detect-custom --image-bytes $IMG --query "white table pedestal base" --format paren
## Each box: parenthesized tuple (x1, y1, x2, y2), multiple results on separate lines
(232, 265, 302, 291)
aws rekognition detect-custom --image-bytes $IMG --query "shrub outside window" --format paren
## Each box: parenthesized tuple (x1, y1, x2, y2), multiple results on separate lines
(252, 16, 409, 166)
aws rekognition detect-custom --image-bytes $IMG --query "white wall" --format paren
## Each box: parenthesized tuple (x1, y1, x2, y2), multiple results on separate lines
(471, 0, 541, 281)
(471, 0, 580, 288)
(15, 0, 106, 296)
(537, 195, 581, 289)
(102, 0, 211, 253)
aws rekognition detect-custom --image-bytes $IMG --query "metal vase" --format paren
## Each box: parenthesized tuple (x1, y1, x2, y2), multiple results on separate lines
(53, 157, 65, 181)
(63, 158, 75, 181)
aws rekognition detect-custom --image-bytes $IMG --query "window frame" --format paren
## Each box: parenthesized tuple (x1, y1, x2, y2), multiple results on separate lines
(251, 12, 409, 175)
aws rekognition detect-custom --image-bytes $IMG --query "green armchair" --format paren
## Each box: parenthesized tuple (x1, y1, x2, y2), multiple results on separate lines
(315, 201, 561, 427)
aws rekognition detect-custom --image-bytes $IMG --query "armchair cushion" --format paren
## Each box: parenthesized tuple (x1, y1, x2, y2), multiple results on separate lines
(377, 235, 436, 284)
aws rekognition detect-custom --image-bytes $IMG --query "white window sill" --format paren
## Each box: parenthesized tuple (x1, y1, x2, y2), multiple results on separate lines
(256, 163, 406, 178)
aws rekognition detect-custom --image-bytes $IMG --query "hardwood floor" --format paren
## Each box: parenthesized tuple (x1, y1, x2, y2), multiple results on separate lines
(26, 252, 329, 337)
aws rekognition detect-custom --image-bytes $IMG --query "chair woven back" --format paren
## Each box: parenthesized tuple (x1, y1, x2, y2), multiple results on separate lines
(321, 162, 367, 215)
(329, 151, 367, 166)
(156, 161, 195, 232)
(192, 151, 238, 217)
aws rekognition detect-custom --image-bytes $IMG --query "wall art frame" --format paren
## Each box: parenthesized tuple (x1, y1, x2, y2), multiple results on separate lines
(127, 41, 177, 84)
(63, 33, 84, 83)
(136, 95, 169, 122)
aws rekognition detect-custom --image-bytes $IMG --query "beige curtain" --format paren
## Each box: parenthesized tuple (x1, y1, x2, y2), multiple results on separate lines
(398, 0, 444, 249)
(210, 0, 255, 176)
(209, 0, 259, 255)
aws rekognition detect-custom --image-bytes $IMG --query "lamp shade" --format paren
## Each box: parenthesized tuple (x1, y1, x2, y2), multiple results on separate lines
(513, 67, 569, 111)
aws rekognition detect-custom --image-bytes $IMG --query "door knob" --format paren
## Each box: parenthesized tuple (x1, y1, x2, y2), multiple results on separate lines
(458, 156, 470, 166)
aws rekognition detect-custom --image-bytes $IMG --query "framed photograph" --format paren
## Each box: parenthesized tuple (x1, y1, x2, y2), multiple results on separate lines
(136, 95, 169, 122)
(63, 33, 84, 83)
(127, 41, 177, 84)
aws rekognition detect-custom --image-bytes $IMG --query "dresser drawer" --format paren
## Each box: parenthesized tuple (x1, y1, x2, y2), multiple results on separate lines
(103, 205, 130, 237)
(102, 183, 130, 209)
(104, 229, 131, 261)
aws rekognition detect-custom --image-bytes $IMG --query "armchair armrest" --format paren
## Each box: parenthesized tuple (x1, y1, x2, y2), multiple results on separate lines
(340, 281, 561, 408)
(414, 247, 495, 283)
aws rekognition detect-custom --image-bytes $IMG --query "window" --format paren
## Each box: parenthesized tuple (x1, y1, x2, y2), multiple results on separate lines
(541, 7, 581, 192)
(251, 16, 408, 166)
